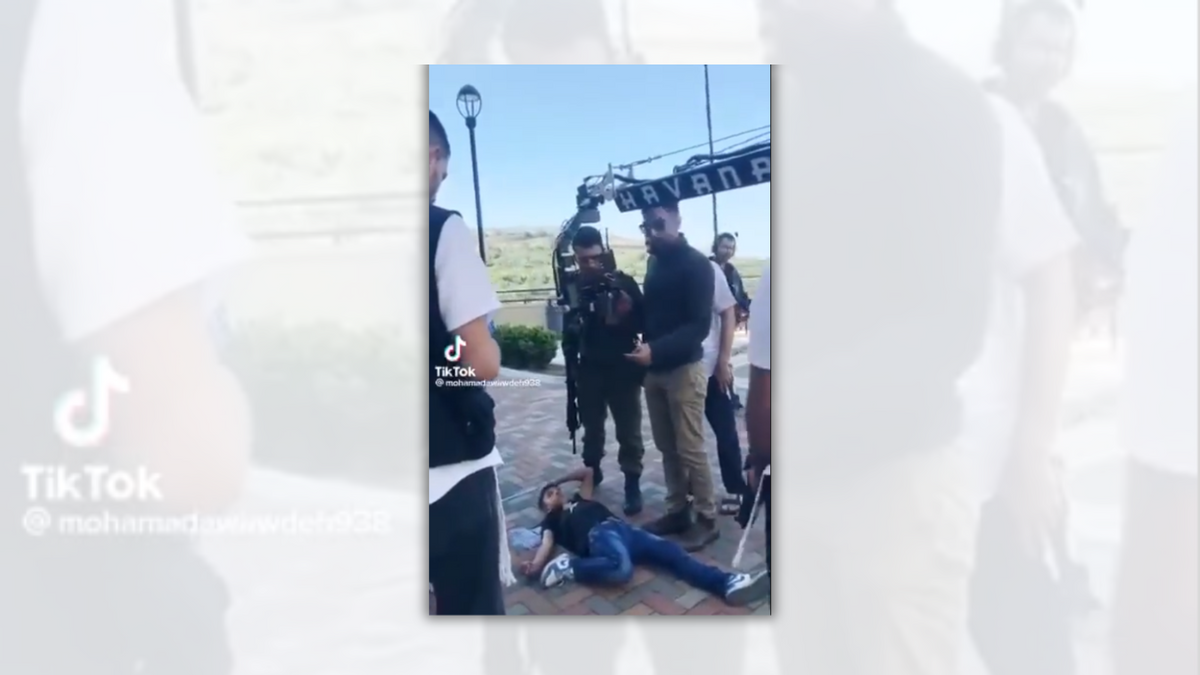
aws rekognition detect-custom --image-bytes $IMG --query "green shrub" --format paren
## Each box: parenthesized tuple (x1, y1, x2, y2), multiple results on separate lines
(493, 324, 559, 370)
(222, 320, 420, 489)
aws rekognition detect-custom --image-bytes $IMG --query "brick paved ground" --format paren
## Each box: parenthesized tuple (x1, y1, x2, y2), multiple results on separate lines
(489, 368, 770, 616)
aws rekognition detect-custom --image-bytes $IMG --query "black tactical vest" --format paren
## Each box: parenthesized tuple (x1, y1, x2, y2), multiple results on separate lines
(429, 205, 497, 471)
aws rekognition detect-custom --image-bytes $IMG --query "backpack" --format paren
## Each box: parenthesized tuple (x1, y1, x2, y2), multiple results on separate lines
(1, 3, 231, 671)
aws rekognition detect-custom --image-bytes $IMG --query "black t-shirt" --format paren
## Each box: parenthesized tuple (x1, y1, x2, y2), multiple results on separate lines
(540, 495, 616, 556)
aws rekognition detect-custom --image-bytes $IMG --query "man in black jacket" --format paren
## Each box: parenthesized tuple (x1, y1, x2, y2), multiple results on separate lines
(626, 200, 718, 551)
(568, 225, 647, 515)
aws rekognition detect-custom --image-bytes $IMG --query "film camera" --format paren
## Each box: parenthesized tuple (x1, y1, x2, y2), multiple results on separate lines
(553, 183, 621, 323)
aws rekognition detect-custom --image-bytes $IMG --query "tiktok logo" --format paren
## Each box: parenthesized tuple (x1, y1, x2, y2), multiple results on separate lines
(52, 356, 131, 449)
(444, 335, 466, 363)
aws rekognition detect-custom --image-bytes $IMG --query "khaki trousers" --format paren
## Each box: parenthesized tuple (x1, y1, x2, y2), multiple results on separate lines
(643, 361, 715, 519)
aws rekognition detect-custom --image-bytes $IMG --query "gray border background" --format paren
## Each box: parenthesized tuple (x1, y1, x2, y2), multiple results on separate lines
(187, 0, 1189, 673)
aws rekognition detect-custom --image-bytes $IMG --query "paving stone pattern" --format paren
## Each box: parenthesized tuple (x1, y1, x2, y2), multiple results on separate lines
(490, 375, 770, 616)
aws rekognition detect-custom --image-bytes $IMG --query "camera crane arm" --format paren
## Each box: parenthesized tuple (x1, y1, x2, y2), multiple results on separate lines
(552, 141, 771, 451)
(611, 141, 770, 213)
(554, 140, 771, 294)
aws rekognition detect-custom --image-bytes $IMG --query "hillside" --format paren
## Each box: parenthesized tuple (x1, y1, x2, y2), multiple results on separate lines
(192, 0, 1188, 305)
(483, 228, 768, 299)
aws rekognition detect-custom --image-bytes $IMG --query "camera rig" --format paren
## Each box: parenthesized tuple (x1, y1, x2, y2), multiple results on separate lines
(551, 140, 771, 452)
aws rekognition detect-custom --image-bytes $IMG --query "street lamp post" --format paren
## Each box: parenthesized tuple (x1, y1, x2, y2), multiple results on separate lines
(456, 85, 487, 264)
(704, 65, 718, 239)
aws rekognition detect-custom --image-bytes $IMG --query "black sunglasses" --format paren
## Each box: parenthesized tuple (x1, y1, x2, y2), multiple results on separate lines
(639, 217, 666, 234)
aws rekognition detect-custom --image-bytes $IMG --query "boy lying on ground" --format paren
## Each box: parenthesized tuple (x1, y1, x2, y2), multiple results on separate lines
(521, 466, 769, 606)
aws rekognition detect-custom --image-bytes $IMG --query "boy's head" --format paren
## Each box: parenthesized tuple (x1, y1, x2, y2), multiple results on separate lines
(538, 484, 565, 512)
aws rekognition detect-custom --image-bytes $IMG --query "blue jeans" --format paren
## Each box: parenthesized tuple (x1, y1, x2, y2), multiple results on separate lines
(705, 375, 747, 495)
(570, 520, 732, 596)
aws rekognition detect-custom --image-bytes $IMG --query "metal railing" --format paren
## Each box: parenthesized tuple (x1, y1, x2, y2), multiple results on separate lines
(496, 276, 764, 305)
(237, 191, 422, 242)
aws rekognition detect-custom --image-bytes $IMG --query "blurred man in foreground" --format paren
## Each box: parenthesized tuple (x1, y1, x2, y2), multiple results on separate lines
(5, 1, 254, 670)
(745, 263, 771, 577)
(765, 0, 1022, 672)
(1112, 104, 1197, 675)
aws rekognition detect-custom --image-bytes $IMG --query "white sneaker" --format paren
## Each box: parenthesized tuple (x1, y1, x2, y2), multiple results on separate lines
(723, 570, 770, 606)
(540, 554, 573, 589)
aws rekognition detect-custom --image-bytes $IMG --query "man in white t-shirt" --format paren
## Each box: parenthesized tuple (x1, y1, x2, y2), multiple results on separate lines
(426, 111, 513, 616)
(8, 0, 253, 669)
(957, 94, 1084, 675)
(745, 262, 771, 574)
(701, 259, 749, 511)
(1112, 104, 1197, 675)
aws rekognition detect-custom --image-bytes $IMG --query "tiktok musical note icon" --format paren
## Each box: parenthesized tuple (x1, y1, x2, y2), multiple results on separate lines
(444, 335, 466, 362)
(52, 356, 131, 449)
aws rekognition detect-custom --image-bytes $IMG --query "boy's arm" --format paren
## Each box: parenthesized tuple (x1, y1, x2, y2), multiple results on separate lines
(550, 466, 597, 500)
(526, 529, 557, 573)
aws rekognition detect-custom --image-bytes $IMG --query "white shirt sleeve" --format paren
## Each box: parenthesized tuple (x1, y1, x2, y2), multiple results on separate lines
(435, 215, 502, 332)
(748, 262, 771, 370)
(988, 97, 1080, 280)
(1121, 107, 1198, 476)
(711, 261, 737, 313)
(25, 0, 252, 342)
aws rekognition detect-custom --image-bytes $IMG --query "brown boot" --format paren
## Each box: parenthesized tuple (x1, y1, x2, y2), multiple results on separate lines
(680, 515, 719, 552)
(642, 509, 692, 536)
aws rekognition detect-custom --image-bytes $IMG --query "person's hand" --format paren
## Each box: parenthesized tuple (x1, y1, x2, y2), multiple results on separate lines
(745, 466, 759, 495)
(624, 342, 652, 366)
(996, 449, 1064, 557)
(716, 358, 734, 391)
(519, 560, 540, 577)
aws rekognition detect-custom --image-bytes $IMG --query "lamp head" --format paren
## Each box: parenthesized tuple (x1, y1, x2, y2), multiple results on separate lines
(456, 84, 482, 120)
